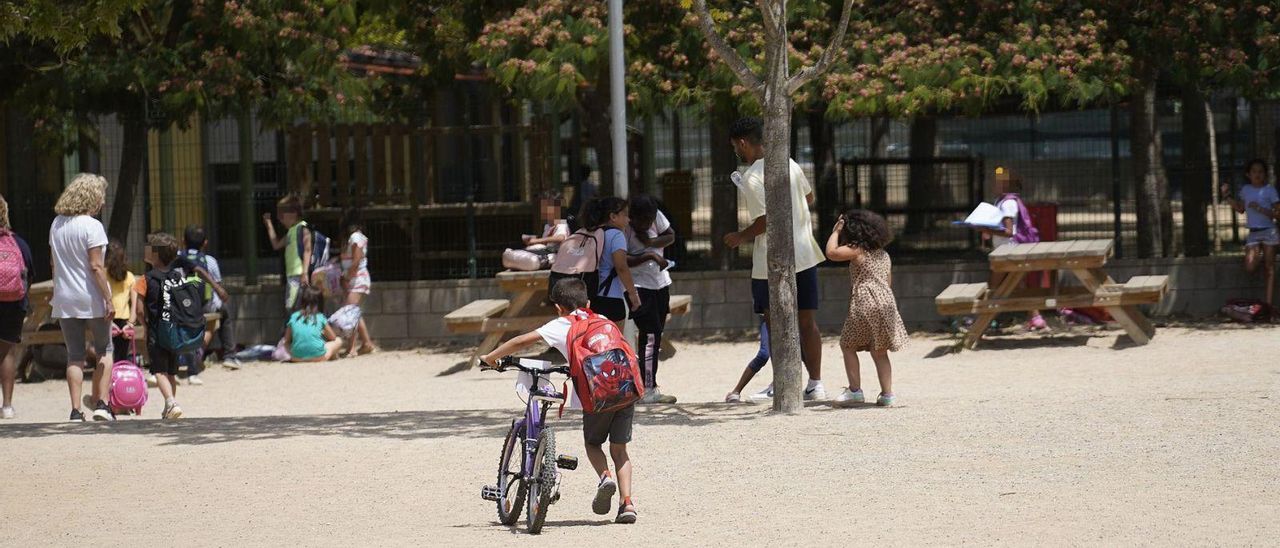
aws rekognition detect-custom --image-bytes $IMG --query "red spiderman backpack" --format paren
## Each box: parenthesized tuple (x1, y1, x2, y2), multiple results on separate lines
(565, 310, 643, 414)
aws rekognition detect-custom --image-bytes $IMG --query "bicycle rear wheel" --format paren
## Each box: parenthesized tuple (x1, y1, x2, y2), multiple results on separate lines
(496, 422, 526, 525)
(525, 427, 557, 534)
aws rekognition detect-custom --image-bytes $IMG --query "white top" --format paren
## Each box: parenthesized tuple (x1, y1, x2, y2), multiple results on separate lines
(341, 231, 369, 272)
(627, 210, 673, 290)
(739, 158, 824, 279)
(543, 221, 570, 240)
(1239, 184, 1279, 229)
(992, 197, 1021, 248)
(536, 309, 591, 360)
(49, 215, 110, 319)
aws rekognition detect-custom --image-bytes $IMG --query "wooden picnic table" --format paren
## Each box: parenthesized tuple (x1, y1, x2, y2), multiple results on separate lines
(15, 280, 222, 380)
(445, 270, 692, 368)
(935, 239, 1169, 349)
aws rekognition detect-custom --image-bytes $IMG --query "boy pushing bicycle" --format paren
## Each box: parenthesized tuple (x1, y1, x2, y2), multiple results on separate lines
(482, 278, 640, 524)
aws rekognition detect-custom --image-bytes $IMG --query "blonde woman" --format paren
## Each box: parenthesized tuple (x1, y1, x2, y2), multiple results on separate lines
(0, 194, 34, 419)
(50, 173, 116, 421)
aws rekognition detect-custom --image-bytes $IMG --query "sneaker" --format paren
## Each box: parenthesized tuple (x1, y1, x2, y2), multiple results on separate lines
(592, 475, 617, 515)
(876, 393, 896, 407)
(162, 402, 184, 420)
(804, 381, 827, 401)
(222, 358, 243, 371)
(69, 409, 86, 422)
(616, 503, 637, 524)
(188, 375, 204, 386)
(92, 400, 115, 421)
(1, 406, 14, 419)
(724, 392, 742, 403)
(1026, 314, 1048, 331)
(832, 388, 865, 408)
(639, 388, 677, 404)
(749, 384, 774, 401)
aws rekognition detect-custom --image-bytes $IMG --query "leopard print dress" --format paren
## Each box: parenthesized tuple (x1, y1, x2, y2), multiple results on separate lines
(839, 249, 908, 352)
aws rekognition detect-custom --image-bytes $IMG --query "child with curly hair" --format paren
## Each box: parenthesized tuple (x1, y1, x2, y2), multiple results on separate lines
(825, 209, 908, 408)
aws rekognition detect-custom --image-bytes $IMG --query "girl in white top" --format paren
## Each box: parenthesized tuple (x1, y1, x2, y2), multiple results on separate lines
(975, 167, 1046, 331)
(1223, 159, 1279, 305)
(339, 209, 377, 357)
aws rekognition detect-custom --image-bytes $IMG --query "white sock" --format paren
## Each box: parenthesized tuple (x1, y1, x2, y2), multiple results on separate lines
(807, 379, 823, 389)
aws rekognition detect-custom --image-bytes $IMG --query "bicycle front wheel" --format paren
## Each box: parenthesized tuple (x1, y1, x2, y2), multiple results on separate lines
(525, 427, 557, 534)
(496, 422, 526, 525)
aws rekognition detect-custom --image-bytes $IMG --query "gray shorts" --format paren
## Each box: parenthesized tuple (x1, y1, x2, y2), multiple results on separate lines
(1246, 227, 1280, 247)
(58, 317, 113, 364)
(582, 404, 634, 446)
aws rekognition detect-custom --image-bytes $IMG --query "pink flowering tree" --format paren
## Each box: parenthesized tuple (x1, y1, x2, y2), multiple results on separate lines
(473, 0, 712, 194)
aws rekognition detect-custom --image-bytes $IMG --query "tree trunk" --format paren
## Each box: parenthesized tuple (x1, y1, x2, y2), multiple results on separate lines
(1130, 68, 1167, 258)
(1181, 87, 1211, 257)
(106, 115, 147, 242)
(762, 18, 804, 414)
(807, 105, 839, 234)
(580, 88, 614, 196)
(869, 116, 890, 210)
(905, 116, 938, 235)
(710, 105, 739, 270)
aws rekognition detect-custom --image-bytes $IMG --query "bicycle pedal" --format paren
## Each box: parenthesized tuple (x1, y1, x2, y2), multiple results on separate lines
(480, 485, 501, 502)
(555, 455, 578, 470)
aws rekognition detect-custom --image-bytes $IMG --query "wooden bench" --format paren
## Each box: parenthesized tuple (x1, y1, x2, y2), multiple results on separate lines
(16, 280, 223, 380)
(444, 270, 694, 369)
(935, 239, 1169, 348)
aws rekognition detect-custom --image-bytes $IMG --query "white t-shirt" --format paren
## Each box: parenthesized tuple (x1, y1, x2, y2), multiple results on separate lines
(739, 158, 824, 279)
(341, 231, 369, 272)
(626, 210, 673, 290)
(992, 197, 1021, 248)
(536, 309, 591, 360)
(1238, 184, 1279, 229)
(49, 215, 110, 319)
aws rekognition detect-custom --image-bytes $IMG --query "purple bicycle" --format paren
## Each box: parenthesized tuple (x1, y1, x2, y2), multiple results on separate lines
(480, 357, 578, 534)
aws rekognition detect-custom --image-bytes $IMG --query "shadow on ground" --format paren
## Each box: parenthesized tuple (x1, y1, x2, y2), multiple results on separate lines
(0, 403, 766, 446)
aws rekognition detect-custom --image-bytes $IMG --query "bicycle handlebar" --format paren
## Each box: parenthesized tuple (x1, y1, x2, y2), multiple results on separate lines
(481, 356, 571, 376)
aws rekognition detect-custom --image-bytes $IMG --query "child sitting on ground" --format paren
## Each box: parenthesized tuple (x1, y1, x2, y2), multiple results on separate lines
(284, 286, 344, 362)
(481, 278, 639, 525)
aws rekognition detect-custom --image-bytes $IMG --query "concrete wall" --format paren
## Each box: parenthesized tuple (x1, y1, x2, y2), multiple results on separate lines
(230, 256, 1260, 348)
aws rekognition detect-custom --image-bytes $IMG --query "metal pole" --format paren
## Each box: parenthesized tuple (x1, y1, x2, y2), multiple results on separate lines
(159, 125, 175, 233)
(464, 83, 478, 279)
(238, 109, 258, 285)
(1110, 104, 1123, 258)
(608, 0, 628, 198)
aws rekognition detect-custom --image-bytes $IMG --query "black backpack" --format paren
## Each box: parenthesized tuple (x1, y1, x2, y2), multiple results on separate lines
(153, 267, 206, 351)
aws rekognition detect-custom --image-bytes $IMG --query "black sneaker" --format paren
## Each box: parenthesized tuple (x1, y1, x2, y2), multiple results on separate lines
(69, 409, 86, 422)
(92, 400, 115, 421)
(616, 503, 637, 524)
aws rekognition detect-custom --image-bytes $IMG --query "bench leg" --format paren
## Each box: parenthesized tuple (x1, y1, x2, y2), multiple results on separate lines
(1107, 306, 1152, 345)
(962, 312, 997, 350)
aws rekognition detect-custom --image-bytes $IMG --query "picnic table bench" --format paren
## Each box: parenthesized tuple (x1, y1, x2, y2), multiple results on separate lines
(15, 280, 222, 380)
(445, 270, 692, 367)
(935, 239, 1168, 349)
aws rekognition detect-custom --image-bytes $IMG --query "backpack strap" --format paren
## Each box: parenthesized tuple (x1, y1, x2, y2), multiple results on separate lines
(596, 228, 619, 297)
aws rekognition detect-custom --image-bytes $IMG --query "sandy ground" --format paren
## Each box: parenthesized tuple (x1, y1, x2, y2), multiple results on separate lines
(1, 324, 1278, 546)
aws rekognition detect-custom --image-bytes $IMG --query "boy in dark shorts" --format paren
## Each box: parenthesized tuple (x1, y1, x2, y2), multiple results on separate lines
(481, 278, 639, 524)
(140, 233, 226, 419)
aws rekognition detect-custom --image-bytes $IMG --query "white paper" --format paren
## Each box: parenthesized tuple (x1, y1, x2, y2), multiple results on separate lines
(954, 202, 1005, 229)
(730, 171, 744, 190)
